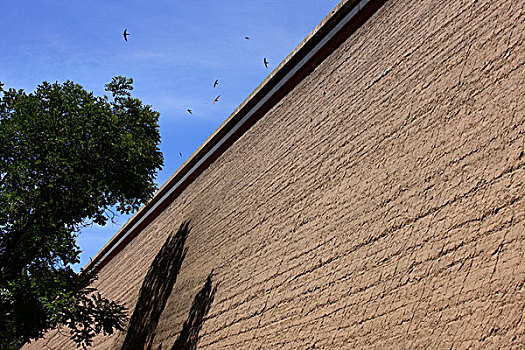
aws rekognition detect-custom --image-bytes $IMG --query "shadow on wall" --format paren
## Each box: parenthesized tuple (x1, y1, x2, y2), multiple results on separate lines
(169, 271, 217, 350)
(121, 221, 190, 350)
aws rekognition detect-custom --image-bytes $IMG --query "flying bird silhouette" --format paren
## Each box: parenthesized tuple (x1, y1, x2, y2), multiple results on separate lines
(179, 152, 183, 157)
(245, 36, 250, 40)
(123, 29, 130, 41)
(214, 79, 219, 88)
(264, 57, 269, 68)
(213, 95, 220, 105)
(187, 109, 192, 114)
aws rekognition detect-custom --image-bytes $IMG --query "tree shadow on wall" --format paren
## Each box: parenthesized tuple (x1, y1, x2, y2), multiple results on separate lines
(120, 221, 190, 350)
(169, 271, 217, 350)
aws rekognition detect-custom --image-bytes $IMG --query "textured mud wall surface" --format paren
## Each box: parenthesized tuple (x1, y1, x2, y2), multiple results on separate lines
(27, 0, 525, 349)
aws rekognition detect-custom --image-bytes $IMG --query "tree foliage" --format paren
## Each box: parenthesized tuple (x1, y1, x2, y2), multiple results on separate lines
(0, 77, 163, 348)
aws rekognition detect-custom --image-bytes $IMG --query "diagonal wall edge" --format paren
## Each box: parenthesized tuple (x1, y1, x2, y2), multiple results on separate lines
(86, 0, 388, 273)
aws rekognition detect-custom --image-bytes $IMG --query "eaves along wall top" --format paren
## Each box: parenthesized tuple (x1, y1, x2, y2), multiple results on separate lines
(86, 0, 387, 273)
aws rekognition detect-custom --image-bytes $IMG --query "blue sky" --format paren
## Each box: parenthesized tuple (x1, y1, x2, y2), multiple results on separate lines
(1, 0, 340, 269)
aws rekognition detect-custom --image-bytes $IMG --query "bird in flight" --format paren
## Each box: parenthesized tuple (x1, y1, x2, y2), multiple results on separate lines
(264, 58, 269, 68)
(214, 79, 219, 88)
(187, 109, 192, 114)
(213, 95, 220, 105)
(179, 152, 183, 157)
(245, 36, 250, 40)
(123, 29, 130, 41)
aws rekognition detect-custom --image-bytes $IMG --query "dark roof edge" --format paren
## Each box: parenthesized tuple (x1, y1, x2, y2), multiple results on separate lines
(86, 0, 386, 273)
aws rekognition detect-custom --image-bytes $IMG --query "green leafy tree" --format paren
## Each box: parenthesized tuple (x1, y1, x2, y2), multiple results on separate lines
(0, 77, 163, 348)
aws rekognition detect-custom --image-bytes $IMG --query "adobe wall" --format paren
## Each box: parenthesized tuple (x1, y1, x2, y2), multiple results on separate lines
(29, 0, 525, 349)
